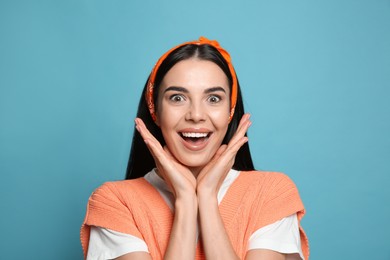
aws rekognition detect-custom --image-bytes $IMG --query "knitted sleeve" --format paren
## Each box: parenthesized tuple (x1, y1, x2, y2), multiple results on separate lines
(80, 182, 143, 259)
(254, 172, 309, 259)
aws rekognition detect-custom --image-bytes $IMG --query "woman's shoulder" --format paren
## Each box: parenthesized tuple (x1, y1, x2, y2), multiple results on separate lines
(89, 178, 151, 201)
(238, 170, 294, 183)
(237, 170, 305, 215)
(237, 170, 301, 196)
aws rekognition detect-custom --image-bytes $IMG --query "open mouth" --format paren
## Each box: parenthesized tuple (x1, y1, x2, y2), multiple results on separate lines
(179, 132, 212, 144)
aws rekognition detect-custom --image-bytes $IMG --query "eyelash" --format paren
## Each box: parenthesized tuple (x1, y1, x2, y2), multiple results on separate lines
(207, 95, 222, 103)
(168, 94, 223, 103)
(169, 94, 186, 102)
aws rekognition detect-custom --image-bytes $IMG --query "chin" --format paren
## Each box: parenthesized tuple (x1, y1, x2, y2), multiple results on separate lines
(176, 153, 212, 169)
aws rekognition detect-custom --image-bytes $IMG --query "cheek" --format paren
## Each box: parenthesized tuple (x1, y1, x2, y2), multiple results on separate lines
(209, 109, 230, 128)
(156, 105, 185, 141)
(157, 106, 185, 128)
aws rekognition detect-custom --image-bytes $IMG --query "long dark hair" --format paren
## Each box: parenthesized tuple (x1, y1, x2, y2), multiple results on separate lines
(125, 44, 254, 179)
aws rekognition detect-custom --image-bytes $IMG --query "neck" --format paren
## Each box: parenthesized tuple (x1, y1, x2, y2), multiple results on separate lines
(189, 166, 203, 178)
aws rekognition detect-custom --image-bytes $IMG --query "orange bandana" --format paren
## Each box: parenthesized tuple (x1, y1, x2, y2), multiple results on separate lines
(145, 36, 238, 122)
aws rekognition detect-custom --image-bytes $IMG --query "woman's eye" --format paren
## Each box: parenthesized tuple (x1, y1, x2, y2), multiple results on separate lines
(207, 95, 221, 103)
(169, 94, 185, 102)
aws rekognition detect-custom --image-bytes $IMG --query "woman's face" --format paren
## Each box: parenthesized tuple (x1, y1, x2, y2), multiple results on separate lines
(156, 58, 230, 175)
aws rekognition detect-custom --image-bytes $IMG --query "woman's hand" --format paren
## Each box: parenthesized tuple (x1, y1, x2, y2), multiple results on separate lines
(135, 118, 196, 199)
(196, 113, 251, 197)
(135, 118, 198, 259)
(196, 114, 252, 260)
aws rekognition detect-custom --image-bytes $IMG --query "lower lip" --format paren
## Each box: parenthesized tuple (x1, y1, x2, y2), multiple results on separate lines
(180, 135, 211, 151)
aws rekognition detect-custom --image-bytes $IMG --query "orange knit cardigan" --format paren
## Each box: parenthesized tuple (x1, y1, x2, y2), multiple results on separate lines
(80, 171, 309, 259)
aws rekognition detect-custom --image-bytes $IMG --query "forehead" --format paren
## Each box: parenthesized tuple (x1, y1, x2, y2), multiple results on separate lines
(160, 59, 229, 92)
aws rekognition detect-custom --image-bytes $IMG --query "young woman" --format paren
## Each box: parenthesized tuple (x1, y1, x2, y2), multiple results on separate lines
(80, 37, 309, 260)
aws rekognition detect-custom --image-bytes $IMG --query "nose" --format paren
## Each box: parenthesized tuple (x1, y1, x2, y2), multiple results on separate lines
(185, 100, 206, 122)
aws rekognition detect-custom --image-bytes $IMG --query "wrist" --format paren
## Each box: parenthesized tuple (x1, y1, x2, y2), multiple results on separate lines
(197, 185, 218, 200)
(197, 190, 218, 209)
(175, 193, 198, 209)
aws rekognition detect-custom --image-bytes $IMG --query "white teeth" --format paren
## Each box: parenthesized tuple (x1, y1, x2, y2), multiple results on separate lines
(181, 132, 208, 138)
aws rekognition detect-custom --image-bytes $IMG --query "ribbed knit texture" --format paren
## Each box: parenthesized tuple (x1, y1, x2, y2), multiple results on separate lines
(80, 171, 309, 259)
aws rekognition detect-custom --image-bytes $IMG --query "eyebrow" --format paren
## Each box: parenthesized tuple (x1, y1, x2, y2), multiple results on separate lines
(164, 86, 189, 93)
(204, 87, 226, 94)
(164, 86, 226, 94)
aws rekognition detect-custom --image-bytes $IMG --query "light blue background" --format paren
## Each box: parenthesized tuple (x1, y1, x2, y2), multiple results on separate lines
(1, 0, 389, 259)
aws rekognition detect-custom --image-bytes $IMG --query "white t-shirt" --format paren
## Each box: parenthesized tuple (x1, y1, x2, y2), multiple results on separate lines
(87, 169, 304, 260)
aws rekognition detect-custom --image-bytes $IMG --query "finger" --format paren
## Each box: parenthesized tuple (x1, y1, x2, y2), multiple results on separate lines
(164, 146, 195, 176)
(198, 143, 237, 188)
(237, 114, 251, 135)
(163, 146, 178, 162)
(135, 120, 173, 170)
(162, 146, 196, 189)
(215, 144, 228, 157)
(204, 116, 250, 173)
(143, 138, 168, 164)
(210, 145, 228, 162)
(235, 113, 250, 133)
(204, 145, 228, 168)
(219, 136, 249, 165)
(144, 141, 180, 181)
(135, 118, 160, 143)
(230, 136, 249, 153)
(228, 114, 251, 147)
(232, 114, 251, 141)
(202, 115, 250, 175)
(135, 119, 167, 157)
(135, 118, 161, 145)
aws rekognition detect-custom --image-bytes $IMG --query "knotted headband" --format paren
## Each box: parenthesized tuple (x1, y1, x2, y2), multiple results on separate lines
(145, 36, 238, 122)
